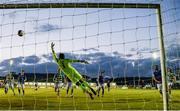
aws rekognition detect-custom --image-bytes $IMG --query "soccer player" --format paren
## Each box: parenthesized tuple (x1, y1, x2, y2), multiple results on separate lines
(95, 79, 99, 92)
(34, 82, 38, 91)
(153, 65, 162, 95)
(65, 76, 74, 97)
(107, 80, 110, 92)
(53, 68, 63, 96)
(167, 68, 176, 95)
(97, 70, 105, 97)
(17, 70, 27, 95)
(51, 42, 96, 99)
(4, 73, 15, 95)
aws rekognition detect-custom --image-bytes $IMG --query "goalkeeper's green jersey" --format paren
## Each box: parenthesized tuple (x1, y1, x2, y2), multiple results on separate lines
(52, 52, 82, 83)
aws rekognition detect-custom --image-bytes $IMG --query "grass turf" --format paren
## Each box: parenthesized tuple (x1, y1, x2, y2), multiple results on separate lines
(0, 87, 180, 110)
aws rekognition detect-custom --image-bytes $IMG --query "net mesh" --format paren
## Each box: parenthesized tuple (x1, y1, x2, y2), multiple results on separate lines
(0, 0, 179, 110)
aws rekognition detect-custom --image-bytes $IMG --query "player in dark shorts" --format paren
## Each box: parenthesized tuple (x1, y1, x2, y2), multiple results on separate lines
(97, 71, 105, 97)
(107, 80, 110, 92)
(65, 76, 74, 97)
(17, 70, 27, 95)
(51, 42, 96, 99)
(95, 79, 99, 91)
(34, 82, 38, 91)
(53, 69, 63, 96)
(153, 65, 162, 95)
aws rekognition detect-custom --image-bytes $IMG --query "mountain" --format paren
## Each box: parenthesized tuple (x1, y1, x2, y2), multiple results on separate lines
(0, 44, 180, 77)
(0, 52, 156, 77)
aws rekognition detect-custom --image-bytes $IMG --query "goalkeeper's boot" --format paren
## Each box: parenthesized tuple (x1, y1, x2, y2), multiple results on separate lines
(79, 82, 94, 99)
(81, 80, 96, 95)
(87, 92, 94, 100)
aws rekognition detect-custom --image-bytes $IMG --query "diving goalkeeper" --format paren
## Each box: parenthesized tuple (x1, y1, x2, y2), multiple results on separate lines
(51, 42, 96, 99)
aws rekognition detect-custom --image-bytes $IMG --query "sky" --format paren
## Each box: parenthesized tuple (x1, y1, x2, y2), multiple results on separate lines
(0, 0, 179, 78)
(0, 8, 158, 59)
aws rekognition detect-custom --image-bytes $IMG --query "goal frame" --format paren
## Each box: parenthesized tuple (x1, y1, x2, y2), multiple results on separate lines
(0, 2, 168, 110)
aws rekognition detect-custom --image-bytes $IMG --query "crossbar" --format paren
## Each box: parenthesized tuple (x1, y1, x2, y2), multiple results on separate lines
(0, 3, 160, 9)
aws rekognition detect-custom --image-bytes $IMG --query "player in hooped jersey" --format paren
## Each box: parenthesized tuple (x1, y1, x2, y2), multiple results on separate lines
(53, 68, 63, 96)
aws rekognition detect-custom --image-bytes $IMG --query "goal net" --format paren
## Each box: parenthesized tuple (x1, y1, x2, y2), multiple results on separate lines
(0, 0, 179, 110)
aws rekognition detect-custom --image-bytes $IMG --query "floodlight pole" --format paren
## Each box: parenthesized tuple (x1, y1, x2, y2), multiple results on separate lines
(157, 6, 169, 110)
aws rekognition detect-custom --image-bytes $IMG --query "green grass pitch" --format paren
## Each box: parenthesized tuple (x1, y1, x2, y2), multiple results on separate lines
(0, 87, 180, 110)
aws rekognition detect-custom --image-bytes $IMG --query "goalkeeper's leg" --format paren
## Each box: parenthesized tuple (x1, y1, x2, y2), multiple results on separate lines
(79, 83, 93, 99)
(76, 79, 96, 99)
(79, 79, 96, 95)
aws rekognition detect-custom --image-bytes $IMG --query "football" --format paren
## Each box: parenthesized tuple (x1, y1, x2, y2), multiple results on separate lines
(18, 30, 24, 37)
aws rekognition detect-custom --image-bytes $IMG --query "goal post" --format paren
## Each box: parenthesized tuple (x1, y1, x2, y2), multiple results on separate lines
(157, 7, 169, 111)
(0, 2, 168, 110)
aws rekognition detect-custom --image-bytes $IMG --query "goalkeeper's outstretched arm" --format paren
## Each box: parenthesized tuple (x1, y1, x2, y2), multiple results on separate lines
(51, 42, 58, 63)
(67, 59, 89, 64)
